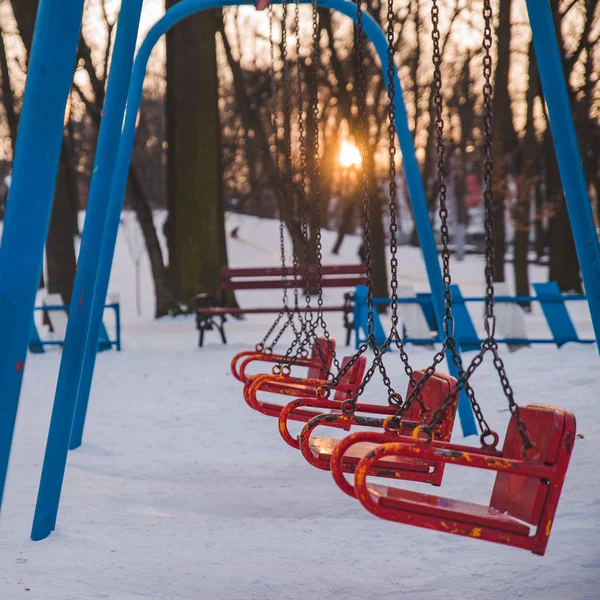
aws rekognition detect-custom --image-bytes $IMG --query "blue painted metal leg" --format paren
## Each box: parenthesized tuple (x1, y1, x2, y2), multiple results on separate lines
(98, 321, 112, 352)
(526, 0, 600, 351)
(31, 0, 145, 541)
(0, 0, 86, 515)
(29, 319, 45, 354)
(114, 304, 122, 351)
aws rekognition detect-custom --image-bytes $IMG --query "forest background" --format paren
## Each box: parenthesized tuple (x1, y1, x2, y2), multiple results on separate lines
(0, 0, 598, 316)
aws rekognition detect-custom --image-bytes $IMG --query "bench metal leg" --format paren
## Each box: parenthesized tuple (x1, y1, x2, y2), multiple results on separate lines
(217, 317, 227, 344)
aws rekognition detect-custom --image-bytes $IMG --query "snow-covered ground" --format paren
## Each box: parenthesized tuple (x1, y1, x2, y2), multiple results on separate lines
(0, 212, 598, 600)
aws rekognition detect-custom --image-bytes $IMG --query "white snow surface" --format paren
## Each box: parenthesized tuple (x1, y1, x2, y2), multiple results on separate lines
(0, 212, 598, 600)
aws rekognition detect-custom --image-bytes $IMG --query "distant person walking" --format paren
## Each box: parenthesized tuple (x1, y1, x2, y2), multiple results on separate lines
(357, 242, 366, 263)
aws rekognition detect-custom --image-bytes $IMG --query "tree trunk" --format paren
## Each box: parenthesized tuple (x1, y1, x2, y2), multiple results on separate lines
(166, 4, 229, 311)
(543, 1, 583, 292)
(546, 130, 583, 293)
(366, 153, 388, 311)
(513, 41, 539, 306)
(331, 194, 356, 255)
(10, 0, 37, 52)
(0, 26, 18, 144)
(127, 168, 174, 316)
(491, 0, 517, 284)
(46, 139, 77, 305)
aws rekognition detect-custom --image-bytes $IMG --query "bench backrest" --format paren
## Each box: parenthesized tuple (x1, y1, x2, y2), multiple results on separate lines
(219, 264, 366, 291)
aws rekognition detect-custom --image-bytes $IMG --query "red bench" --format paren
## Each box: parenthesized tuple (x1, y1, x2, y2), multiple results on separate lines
(195, 264, 366, 346)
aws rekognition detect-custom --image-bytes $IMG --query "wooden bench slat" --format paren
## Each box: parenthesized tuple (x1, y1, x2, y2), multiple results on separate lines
(197, 305, 347, 315)
(219, 276, 366, 291)
(220, 264, 365, 279)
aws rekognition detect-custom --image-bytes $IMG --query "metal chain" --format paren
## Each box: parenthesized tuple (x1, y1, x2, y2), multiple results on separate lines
(481, 0, 496, 338)
(406, 0, 532, 454)
(307, 0, 341, 372)
(274, 0, 314, 366)
(354, 0, 376, 344)
(281, 0, 301, 319)
(392, 0, 489, 435)
(277, 0, 331, 371)
(320, 0, 403, 411)
(384, 0, 416, 388)
(480, 0, 532, 451)
(389, 0, 463, 426)
(256, 6, 295, 353)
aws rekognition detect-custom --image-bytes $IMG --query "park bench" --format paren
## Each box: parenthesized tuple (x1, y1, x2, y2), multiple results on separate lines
(195, 264, 366, 347)
(29, 293, 122, 353)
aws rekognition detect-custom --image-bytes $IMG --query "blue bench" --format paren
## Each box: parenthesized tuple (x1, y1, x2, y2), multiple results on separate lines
(353, 282, 595, 349)
(29, 301, 121, 353)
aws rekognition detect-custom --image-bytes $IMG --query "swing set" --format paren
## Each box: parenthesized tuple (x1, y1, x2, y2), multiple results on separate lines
(0, 0, 597, 556)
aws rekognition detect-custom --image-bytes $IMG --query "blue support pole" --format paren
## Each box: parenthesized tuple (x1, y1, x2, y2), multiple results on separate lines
(0, 0, 86, 515)
(526, 0, 600, 351)
(32, 0, 478, 539)
(31, 0, 145, 541)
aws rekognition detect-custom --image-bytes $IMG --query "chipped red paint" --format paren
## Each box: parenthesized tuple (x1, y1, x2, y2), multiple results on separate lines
(294, 370, 460, 492)
(244, 354, 367, 421)
(16, 360, 25, 373)
(352, 404, 576, 555)
(237, 337, 334, 383)
(231, 350, 263, 381)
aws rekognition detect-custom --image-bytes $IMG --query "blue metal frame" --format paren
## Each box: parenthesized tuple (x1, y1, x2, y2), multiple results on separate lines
(0, 0, 594, 539)
(0, 0, 86, 515)
(30, 0, 145, 541)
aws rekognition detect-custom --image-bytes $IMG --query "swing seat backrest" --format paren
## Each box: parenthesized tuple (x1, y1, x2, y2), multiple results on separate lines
(307, 337, 335, 379)
(332, 355, 367, 401)
(490, 404, 575, 527)
(402, 370, 457, 442)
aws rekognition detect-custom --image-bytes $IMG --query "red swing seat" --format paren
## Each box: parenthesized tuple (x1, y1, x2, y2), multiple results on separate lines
(291, 370, 457, 488)
(276, 356, 370, 442)
(236, 336, 334, 387)
(353, 404, 576, 555)
(246, 355, 366, 422)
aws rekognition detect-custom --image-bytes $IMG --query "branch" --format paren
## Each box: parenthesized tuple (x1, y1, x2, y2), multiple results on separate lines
(78, 33, 106, 108)
(560, 0, 579, 17)
(567, 0, 599, 73)
(101, 0, 116, 83)
(0, 25, 18, 143)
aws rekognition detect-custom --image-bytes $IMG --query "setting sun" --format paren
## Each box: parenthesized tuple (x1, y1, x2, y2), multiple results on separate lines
(339, 140, 362, 168)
